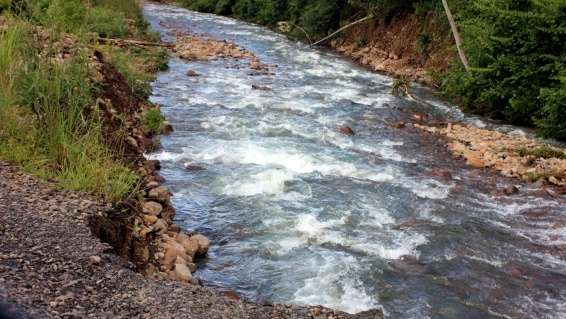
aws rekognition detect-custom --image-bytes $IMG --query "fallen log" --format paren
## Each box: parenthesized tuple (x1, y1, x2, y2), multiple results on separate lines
(311, 15, 375, 47)
(97, 38, 175, 48)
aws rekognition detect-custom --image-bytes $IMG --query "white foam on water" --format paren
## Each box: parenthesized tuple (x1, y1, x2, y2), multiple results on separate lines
(292, 255, 379, 314)
(294, 214, 427, 260)
(405, 179, 453, 200)
(222, 169, 295, 196)
(350, 232, 428, 259)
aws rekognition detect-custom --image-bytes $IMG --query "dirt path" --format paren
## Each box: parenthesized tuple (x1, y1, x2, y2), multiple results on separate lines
(0, 162, 382, 319)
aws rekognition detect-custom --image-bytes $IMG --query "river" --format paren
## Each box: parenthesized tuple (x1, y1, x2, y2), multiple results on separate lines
(143, 3, 566, 318)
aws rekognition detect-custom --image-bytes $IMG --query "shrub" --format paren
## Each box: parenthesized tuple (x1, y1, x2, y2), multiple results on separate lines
(43, 0, 87, 32)
(86, 7, 127, 38)
(142, 108, 165, 134)
(517, 146, 566, 159)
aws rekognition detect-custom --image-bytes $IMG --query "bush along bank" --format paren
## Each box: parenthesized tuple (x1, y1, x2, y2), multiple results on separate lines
(0, 0, 209, 283)
(177, 0, 566, 143)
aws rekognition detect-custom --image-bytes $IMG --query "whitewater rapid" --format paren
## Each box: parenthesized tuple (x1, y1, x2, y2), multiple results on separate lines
(144, 3, 566, 318)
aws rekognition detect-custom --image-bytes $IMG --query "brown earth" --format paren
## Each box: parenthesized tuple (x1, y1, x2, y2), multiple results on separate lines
(330, 12, 454, 85)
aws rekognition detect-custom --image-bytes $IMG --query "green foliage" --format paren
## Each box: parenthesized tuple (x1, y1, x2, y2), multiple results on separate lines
(43, 0, 87, 32)
(142, 108, 165, 134)
(517, 146, 566, 159)
(86, 7, 127, 38)
(92, 0, 141, 20)
(0, 21, 141, 201)
(441, 0, 566, 140)
(416, 32, 432, 60)
(392, 75, 411, 96)
(100, 45, 168, 98)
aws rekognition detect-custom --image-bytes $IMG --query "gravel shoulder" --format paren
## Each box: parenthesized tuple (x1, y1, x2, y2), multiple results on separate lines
(0, 162, 382, 319)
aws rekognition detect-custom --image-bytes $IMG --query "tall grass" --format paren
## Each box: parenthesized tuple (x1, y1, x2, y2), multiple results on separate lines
(0, 18, 139, 201)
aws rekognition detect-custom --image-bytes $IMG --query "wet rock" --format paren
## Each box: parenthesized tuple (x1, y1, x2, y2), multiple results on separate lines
(148, 186, 170, 202)
(250, 59, 261, 70)
(412, 113, 427, 122)
(392, 121, 405, 129)
(251, 84, 271, 91)
(186, 262, 197, 273)
(146, 160, 161, 172)
(185, 163, 206, 171)
(142, 201, 163, 216)
(186, 70, 200, 77)
(177, 234, 199, 259)
(339, 126, 355, 136)
(431, 168, 452, 181)
(173, 263, 192, 282)
(503, 185, 519, 195)
(192, 234, 210, 256)
(506, 268, 522, 278)
(161, 121, 174, 134)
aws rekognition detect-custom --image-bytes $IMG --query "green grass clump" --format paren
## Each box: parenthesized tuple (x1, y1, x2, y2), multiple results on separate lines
(517, 146, 566, 160)
(86, 7, 127, 38)
(142, 108, 166, 135)
(0, 18, 140, 201)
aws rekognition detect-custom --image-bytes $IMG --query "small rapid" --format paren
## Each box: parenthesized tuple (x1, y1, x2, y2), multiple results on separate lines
(143, 4, 566, 318)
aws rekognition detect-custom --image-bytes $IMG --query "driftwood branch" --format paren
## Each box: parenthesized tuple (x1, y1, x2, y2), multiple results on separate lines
(97, 38, 174, 48)
(311, 15, 375, 47)
(289, 22, 313, 45)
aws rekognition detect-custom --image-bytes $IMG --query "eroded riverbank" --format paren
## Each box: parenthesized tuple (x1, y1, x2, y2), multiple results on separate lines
(144, 3, 566, 318)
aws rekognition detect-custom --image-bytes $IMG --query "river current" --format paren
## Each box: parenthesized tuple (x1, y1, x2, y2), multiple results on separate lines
(143, 3, 566, 318)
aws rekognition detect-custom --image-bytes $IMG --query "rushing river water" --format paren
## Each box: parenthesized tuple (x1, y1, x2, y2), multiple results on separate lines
(143, 3, 566, 318)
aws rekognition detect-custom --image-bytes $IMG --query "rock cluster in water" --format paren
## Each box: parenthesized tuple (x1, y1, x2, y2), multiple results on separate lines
(415, 123, 566, 186)
(174, 35, 275, 74)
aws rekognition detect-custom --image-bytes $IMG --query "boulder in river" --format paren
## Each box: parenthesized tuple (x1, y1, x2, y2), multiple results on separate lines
(191, 234, 210, 256)
(503, 185, 519, 195)
(339, 126, 355, 136)
(251, 84, 271, 91)
(186, 70, 200, 77)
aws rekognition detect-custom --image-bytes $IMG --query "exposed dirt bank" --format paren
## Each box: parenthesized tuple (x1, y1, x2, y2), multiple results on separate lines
(330, 13, 453, 85)
(329, 15, 566, 186)
(0, 162, 382, 319)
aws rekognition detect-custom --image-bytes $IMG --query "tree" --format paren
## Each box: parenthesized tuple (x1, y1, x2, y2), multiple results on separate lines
(441, 0, 470, 72)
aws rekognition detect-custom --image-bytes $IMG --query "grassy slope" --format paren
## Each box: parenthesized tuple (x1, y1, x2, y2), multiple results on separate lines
(0, 0, 168, 201)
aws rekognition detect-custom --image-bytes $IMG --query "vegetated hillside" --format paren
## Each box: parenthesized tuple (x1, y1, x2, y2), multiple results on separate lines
(180, 0, 566, 142)
(0, 0, 168, 200)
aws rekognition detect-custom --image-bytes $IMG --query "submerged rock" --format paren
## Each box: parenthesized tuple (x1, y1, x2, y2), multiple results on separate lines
(186, 69, 200, 77)
(339, 126, 355, 136)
